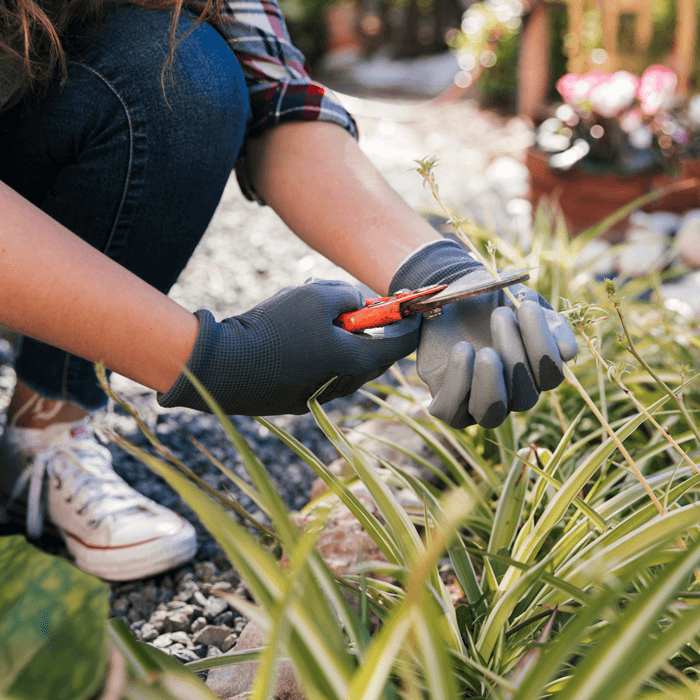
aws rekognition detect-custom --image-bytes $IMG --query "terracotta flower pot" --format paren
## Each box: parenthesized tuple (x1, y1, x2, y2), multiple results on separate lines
(650, 158, 700, 213)
(526, 148, 700, 242)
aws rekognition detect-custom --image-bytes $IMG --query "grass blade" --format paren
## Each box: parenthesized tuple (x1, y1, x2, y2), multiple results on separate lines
(561, 535, 700, 700)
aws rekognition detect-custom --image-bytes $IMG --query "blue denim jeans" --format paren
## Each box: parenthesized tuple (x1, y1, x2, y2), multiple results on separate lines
(0, 4, 250, 410)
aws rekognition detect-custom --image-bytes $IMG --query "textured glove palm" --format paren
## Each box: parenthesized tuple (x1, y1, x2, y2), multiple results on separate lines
(390, 240, 578, 429)
(158, 279, 420, 416)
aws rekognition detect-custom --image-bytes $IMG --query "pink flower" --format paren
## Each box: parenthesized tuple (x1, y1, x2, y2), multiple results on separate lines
(556, 70, 607, 104)
(589, 71, 638, 118)
(556, 70, 629, 108)
(556, 73, 583, 102)
(582, 70, 613, 93)
(637, 64, 677, 115)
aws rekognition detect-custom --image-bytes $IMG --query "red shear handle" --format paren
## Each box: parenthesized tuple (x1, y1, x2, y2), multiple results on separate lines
(334, 298, 404, 332)
(334, 285, 447, 332)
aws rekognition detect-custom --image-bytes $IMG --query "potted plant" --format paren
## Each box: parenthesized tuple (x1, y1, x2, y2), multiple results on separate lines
(528, 64, 700, 240)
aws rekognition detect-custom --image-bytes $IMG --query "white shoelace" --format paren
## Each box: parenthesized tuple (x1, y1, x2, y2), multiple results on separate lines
(8, 439, 148, 539)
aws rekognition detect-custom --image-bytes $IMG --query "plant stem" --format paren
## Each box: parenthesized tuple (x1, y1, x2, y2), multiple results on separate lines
(561, 364, 665, 513)
(576, 325, 699, 476)
(597, 360, 608, 426)
(419, 165, 521, 308)
(615, 304, 700, 448)
(549, 390, 568, 433)
(419, 165, 665, 515)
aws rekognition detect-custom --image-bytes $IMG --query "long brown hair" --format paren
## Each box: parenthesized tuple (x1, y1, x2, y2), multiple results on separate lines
(0, 0, 223, 108)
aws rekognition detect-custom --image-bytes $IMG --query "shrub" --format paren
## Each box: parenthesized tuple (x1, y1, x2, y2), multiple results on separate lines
(3, 163, 700, 699)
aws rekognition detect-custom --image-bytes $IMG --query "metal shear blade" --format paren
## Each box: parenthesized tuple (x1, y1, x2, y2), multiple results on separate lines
(407, 268, 532, 314)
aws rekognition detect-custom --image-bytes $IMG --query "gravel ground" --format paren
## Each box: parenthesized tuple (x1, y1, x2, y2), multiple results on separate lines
(0, 94, 533, 671)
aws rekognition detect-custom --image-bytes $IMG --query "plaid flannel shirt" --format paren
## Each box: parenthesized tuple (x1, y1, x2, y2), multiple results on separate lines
(205, 0, 358, 203)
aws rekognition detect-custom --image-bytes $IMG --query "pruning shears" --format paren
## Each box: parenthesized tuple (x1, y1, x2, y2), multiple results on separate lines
(335, 269, 531, 333)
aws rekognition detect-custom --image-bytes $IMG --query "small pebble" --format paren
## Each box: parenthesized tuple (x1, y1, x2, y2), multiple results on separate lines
(234, 618, 247, 633)
(191, 616, 207, 634)
(148, 609, 168, 633)
(214, 611, 234, 627)
(195, 561, 219, 582)
(178, 571, 195, 584)
(170, 647, 201, 663)
(112, 597, 129, 615)
(193, 590, 209, 608)
(152, 633, 176, 649)
(167, 605, 199, 631)
(139, 623, 159, 642)
(221, 634, 236, 653)
(203, 596, 229, 620)
(211, 581, 233, 591)
(169, 631, 194, 647)
(193, 625, 232, 648)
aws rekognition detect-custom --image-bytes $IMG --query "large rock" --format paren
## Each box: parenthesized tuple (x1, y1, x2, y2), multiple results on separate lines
(205, 621, 303, 700)
(289, 500, 387, 584)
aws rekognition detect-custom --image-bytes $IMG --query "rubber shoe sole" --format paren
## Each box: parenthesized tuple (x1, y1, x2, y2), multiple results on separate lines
(1, 487, 198, 581)
(63, 516, 197, 581)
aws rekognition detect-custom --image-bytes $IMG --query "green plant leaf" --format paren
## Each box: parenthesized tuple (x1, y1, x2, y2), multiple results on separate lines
(554, 535, 700, 700)
(494, 441, 606, 532)
(449, 533, 483, 607)
(255, 415, 404, 566)
(359, 390, 493, 515)
(476, 548, 559, 662)
(308, 389, 424, 564)
(489, 455, 529, 556)
(556, 502, 700, 600)
(0, 535, 109, 700)
(505, 396, 670, 589)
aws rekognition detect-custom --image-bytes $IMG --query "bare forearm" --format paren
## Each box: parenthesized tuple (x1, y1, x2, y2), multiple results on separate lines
(245, 122, 440, 295)
(0, 181, 198, 393)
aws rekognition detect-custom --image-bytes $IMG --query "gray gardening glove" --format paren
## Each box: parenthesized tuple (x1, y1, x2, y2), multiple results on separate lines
(158, 279, 420, 416)
(390, 240, 578, 429)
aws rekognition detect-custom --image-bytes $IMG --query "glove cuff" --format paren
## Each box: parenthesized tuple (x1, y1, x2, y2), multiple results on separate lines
(389, 239, 482, 295)
(157, 309, 218, 412)
(157, 308, 282, 415)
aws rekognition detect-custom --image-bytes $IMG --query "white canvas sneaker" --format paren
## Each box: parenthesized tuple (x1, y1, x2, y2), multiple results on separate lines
(0, 420, 197, 581)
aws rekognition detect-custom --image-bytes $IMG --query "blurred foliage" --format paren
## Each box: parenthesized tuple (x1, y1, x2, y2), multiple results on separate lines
(472, 25, 519, 111)
(279, 0, 335, 67)
(280, 0, 700, 111)
(281, 0, 461, 71)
